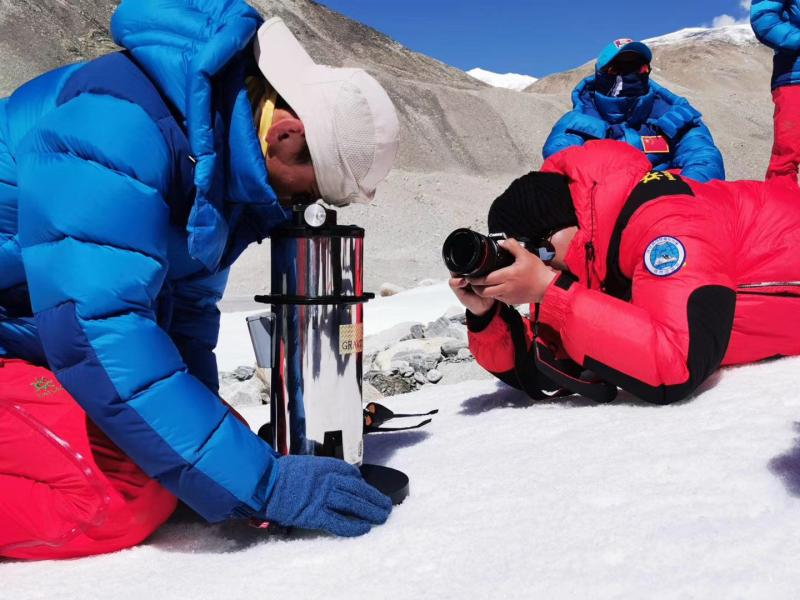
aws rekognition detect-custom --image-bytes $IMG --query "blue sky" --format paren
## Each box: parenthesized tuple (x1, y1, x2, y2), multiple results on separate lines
(318, 0, 752, 77)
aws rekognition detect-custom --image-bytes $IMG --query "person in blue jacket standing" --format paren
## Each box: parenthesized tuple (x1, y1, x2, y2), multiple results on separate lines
(543, 39, 726, 182)
(0, 1, 399, 559)
(751, 0, 800, 179)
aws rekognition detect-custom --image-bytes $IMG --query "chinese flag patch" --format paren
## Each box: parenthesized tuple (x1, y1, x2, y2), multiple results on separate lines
(641, 135, 670, 154)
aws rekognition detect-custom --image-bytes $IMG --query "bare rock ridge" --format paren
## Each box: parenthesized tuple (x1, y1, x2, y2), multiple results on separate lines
(0, 4, 777, 295)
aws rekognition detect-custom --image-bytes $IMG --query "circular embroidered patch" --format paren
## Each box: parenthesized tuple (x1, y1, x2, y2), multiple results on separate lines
(644, 236, 686, 277)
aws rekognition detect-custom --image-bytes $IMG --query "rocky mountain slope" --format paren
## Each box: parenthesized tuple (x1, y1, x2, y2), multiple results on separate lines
(0, 0, 117, 94)
(0, 4, 778, 299)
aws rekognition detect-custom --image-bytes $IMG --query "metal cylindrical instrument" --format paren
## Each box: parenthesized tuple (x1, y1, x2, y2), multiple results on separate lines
(250, 205, 372, 465)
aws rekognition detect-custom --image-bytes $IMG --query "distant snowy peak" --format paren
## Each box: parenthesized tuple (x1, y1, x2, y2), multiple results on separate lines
(644, 23, 756, 47)
(467, 68, 538, 91)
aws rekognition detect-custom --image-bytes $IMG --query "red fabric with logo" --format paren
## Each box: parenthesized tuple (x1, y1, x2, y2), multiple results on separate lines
(0, 359, 176, 560)
(469, 94, 800, 401)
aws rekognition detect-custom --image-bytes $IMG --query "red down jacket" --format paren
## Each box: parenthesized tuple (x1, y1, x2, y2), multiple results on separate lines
(469, 138, 800, 404)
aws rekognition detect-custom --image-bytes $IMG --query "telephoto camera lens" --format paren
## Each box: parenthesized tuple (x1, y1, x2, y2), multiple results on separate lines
(442, 229, 514, 278)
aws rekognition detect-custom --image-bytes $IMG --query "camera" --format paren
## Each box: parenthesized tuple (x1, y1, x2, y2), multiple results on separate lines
(442, 229, 524, 278)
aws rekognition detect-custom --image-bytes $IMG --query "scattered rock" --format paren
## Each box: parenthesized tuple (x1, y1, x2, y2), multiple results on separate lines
(394, 350, 442, 373)
(453, 322, 469, 338)
(372, 338, 451, 372)
(445, 305, 466, 321)
(232, 366, 256, 381)
(365, 322, 420, 355)
(448, 311, 468, 325)
(424, 316, 467, 341)
(361, 311, 482, 396)
(441, 339, 469, 357)
(379, 282, 405, 297)
(424, 316, 454, 338)
(426, 369, 443, 384)
(457, 348, 473, 361)
(390, 359, 411, 373)
(363, 380, 384, 402)
(219, 368, 269, 407)
(365, 371, 417, 396)
(417, 279, 439, 287)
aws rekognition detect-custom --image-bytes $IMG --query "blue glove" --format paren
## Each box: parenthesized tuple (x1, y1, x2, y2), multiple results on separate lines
(264, 455, 393, 537)
(648, 105, 701, 140)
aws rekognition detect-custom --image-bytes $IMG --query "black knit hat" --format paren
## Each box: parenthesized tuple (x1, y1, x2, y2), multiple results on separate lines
(488, 172, 577, 241)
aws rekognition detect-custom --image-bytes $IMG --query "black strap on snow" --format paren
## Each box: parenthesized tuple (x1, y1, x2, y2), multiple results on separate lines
(498, 303, 617, 403)
(364, 419, 434, 434)
(363, 402, 438, 434)
(365, 402, 438, 424)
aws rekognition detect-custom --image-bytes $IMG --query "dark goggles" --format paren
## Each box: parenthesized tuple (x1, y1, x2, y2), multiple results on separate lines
(605, 62, 651, 76)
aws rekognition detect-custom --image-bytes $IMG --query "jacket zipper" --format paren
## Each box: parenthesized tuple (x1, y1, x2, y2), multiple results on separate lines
(585, 242, 596, 289)
(738, 282, 800, 289)
(585, 183, 598, 289)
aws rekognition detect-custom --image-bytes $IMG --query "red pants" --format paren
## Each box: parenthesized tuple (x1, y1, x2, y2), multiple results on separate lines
(0, 359, 176, 560)
(768, 85, 800, 181)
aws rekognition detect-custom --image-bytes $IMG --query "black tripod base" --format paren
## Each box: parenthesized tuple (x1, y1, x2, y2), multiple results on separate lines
(360, 464, 409, 505)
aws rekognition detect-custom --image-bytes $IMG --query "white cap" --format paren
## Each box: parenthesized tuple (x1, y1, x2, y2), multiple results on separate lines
(254, 17, 400, 207)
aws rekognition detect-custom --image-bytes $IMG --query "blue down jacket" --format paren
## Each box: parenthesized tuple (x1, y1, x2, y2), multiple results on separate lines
(0, 0, 291, 522)
(542, 78, 725, 182)
(751, 0, 800, 88)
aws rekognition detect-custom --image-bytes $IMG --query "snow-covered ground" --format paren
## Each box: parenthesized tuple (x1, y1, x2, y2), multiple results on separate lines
(467, 67, 538, 91)
(5, 286, 800, 599)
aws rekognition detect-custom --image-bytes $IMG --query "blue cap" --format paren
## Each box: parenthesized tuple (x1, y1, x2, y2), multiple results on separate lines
(596, 39, 653, 70)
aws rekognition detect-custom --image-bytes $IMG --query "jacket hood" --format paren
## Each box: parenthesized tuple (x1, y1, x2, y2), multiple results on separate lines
(540, 140, 652, 288)
(573, 76, 656, 126)
(111, 0, 287, 271)
(111, 0, 260, 122)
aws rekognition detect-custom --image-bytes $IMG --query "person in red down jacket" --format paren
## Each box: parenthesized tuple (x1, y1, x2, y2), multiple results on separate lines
(449, 21, 800, 405)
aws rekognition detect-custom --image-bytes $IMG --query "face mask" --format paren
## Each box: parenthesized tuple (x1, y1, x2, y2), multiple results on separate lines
(595, 69, 650, 98)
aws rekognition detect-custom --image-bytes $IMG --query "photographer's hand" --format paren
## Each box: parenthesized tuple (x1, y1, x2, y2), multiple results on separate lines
(449, 276, 497, 316)
(469, 239, 558, 305)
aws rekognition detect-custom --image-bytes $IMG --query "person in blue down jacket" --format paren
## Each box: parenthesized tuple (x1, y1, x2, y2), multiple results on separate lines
(542, 38, 726, 183)
(0, 1, 400, 560)
(751, 0, 800, 179)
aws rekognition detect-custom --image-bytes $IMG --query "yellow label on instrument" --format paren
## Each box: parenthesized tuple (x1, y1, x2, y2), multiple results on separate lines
(339, 323, 364, 355)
